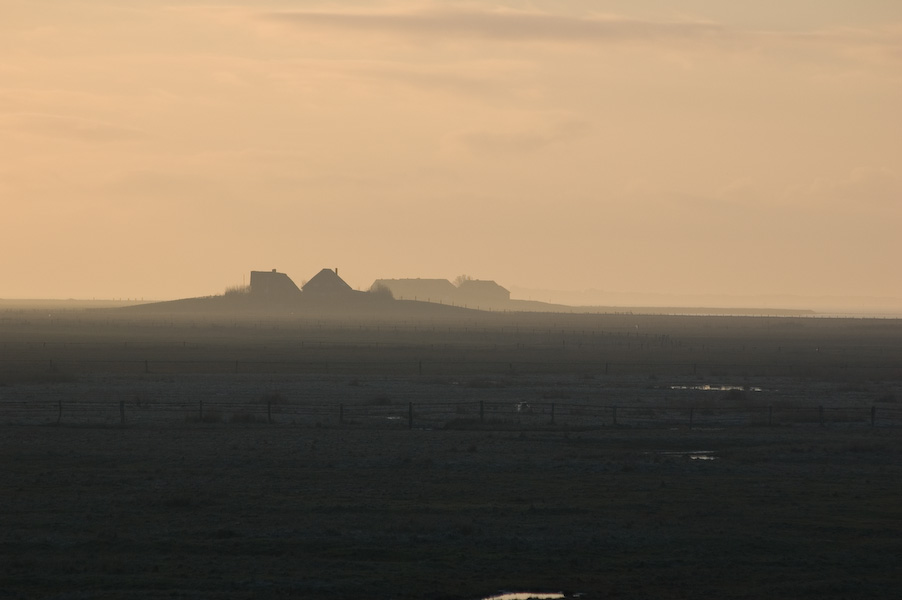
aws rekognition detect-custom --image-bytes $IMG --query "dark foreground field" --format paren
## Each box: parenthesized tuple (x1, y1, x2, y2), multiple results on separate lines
(1, 308, 901, 599)
(1, 426, 901, 599)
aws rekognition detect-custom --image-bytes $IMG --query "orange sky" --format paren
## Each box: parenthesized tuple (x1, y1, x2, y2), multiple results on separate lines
(2, 1, 900, 306)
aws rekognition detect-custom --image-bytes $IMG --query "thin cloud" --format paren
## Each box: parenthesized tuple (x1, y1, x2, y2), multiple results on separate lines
(458, 118, 592, 154)
(309, 59, 534, 103)
(761, 25, 902, 64)
(355, 61, 524, 98)
(0, 112, 146, 143)
(255, 7, 902, 62)
(792, 167, 902, 209)
(260, 8, 726, 45)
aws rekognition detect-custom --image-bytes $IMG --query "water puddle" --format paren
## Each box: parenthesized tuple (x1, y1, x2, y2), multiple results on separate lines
(482, 594, 565, 600)
(657, 450, 718, 460)
(669, 384, 762, 392)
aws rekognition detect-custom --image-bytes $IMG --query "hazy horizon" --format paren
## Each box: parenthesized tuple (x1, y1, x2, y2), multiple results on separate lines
(3, 1, 900, 306)
(4, 275, 902, 316)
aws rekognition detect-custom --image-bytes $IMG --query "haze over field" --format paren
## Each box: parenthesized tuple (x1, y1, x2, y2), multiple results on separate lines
(2, 1, 900, 309)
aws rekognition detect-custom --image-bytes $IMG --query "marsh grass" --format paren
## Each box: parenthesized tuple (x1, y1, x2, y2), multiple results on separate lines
(0, 364, 76, 385)
(2, 310, 901, 597)
(1, 426, 901, 599)
(229, 411, 257, 423)
(258, 391, 287, 405)
(185, 409, 222, 424)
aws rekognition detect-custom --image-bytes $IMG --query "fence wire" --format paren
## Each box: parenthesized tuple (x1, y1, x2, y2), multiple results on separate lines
(1, 399, 899, 429)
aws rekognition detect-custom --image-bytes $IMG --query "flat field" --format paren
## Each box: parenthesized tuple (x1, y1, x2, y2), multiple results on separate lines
(1, 307, 901, 599)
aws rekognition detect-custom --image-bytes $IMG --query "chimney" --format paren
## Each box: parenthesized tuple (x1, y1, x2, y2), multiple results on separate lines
(335, 268, 339, 276)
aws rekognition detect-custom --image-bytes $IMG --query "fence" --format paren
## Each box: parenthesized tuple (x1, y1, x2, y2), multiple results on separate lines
(1, 398, 899, 429)
(4, 357, 902, 381)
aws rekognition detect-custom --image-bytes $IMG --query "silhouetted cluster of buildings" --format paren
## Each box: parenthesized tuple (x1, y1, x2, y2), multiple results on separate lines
(371, 277, 510, 308)
(249, 268, 354, 298)
(249, 268, 510, 309)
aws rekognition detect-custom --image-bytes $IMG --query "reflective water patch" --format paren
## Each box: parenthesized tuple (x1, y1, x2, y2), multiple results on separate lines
(670, 384, 762, 392)
(482, 594, 565, 600)
(658, 450, 718, 460)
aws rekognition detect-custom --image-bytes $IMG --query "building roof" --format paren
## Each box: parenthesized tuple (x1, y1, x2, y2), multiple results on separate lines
(303, 268, 354, 294)
(371, 278, 457, 301)
(457, 279, 509, 293)
(249, 269, 301, 297)
(456, 279, 511, 303)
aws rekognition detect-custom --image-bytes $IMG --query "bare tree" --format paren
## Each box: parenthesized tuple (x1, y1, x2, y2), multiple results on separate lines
(369, 283, 394, 299)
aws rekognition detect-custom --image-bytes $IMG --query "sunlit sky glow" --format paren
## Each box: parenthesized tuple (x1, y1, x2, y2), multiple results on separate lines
(2, 1, 900, 306)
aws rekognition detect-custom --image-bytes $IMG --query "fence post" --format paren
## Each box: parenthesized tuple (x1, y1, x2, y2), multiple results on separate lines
(479, 400, 484, 423)
(119, 400, 125, 426)
(819, 405, 824, 427)
(550, 403, 556, 425)
(689, 407, 694, 430)
(871, 405, 876, 427)
(408, 402, 413, 429)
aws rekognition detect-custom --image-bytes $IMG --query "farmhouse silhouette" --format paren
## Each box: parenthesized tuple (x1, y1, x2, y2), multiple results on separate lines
(246, 268, 512, 310)
(371, 277, 510, 309)
(129, 268, 811, 317)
